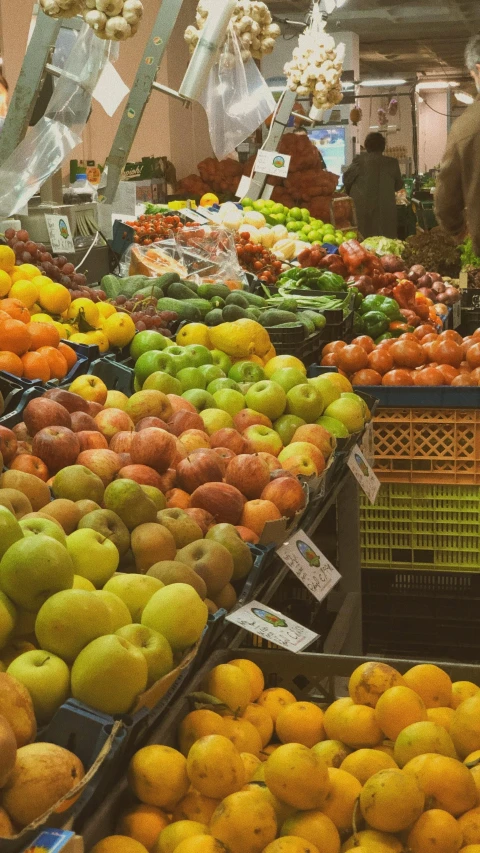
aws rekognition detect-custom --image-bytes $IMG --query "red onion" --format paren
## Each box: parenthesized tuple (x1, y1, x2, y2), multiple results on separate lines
(417, 274, 433, 288)
(432, 281, 446, 294)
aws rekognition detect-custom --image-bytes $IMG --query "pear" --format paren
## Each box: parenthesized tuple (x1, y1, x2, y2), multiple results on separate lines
(103, 480, 157, 531)
(206, 523, 253, 581)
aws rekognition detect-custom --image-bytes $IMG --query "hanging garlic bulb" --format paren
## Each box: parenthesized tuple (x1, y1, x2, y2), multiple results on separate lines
(40, 0, 84, 18)
(284, 2, 344, 112)
(41, 0, 143, 40)
(185, 0, 281, 63)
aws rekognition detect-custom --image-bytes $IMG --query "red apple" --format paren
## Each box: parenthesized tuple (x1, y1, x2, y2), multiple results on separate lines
(179, 429, 211, 454)
(12, 422, 30, 442)
(156, 468, 177, 492)
(70, 411, 99, 433)
(24, 398, 71, 435)
(190, 482, 245, 525)
(235, 525, 260, 545)
(117, 464, 165, 489)
(210, 428, 248, 455)
(167, 394, 196, 414)
(110, 431, 135, 454)
(168, 410, 205, 436)
(127, 390, 173, 424)
(14, 440, 32, 456)
(136, 417, 169, 432)
(86, 401, 103, 417)
(233, 409, 273, 433)
(184, 507, 216, 534)
(32, 426, 80, 474)
(281, 455, 320, 478)
(77, 430, 109, 452)
(172, 439, 188, 467)
(258, 452, 282, 473)
(291, 424, 336, 460)
(42, 388, 90, 414)
(0, 426, 17, 464)
(94, 408, 135, 440)
(225, 454, 270, 500)
(176, 449, 224, 494)
(213, 447, 236, 466)
(130, 428, 176, 473)
(270, 469, 296, 481)
(261, 477, 306, 518)
(10, 454, 49, 482)
(118, 452, 132, 467)
(278, 442, 324, 472)
(76, 448, 122, 485)
(240, 499, 282, 537)
(244, 425, 283, 457)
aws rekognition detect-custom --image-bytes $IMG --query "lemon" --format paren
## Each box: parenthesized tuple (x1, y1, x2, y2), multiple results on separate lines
(32, 274, 54, 289)
(69, 332, 91, 344)
(9, 279, 40, 308)
(98, 302, 117, 319)
(209, 320, 271, 359)
(0, 269, 11, 297)
(16, 263, 42, 281)
(67, 298, 100, 328)
(53, 321, 68, 338)
(0, 245, 15, 273)
(200, 193, 219, 207)
(84, 330, 110, 352)
(30, 313, 55, 324)
(29, 303, 42, 316)
(176, 323, 211, 349)
(39, 283, 72, 315)
(103, 313, 136, 347)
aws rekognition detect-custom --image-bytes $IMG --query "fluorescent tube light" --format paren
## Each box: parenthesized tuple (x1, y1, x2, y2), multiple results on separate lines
(416, 81, 460, 90)
(360, 78, 407, 87)
(455, 91, 474, 104)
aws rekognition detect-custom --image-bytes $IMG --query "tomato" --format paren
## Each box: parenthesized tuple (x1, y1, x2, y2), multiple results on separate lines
(391, 340, 425, 369)
(413, 367, 445, 386)
(439, 329, 463, 345)
(462, 337, 476, 356)
(398, 332, 419, 342)
(436, 364, 459, 384)
(351, 369, 382, 385)
(382, 369, 415, 386)
(321, 353, 338, 366)
(337, 344, 369, 375)
(422, 333, 439, 344)
(459, 361, 471, 374)
(368, 348, 394, 375)
(414, 325, 437, 341)
(452, 374, 476, 386)
(422, 341, 438, 361)
(351, 335, 376, 353)
(376, 338, 396, 350)
(466, 343, 480, 368)
(433, 339, 463, 368)
(322, 340, 347, 356)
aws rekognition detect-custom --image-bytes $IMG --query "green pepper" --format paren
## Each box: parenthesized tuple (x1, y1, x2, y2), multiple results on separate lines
(379, 296, 403, 321)
(353, 312, 366, 335)
(375, 332, 394, 343)
(362, 311, 390, 339)
(316, 271, 346, 291)
(389, 324, 415, 338)
(348, 287, 363, 310)
(358, 294, 387, 315)
(278, 268, 304, 282)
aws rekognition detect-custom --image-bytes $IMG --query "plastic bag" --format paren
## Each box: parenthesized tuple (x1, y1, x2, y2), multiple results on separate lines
(197, 23, 275, 160)
(0, 24, 109, 217)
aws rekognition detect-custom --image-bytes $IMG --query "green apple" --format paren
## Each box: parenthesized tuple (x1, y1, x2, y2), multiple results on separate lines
(71, 634, 148, 715)
(324, 398, 364, 433)
(130, 330, 169, 361)
(135, 351, 175, 385)
(141, 583, 208, 651)
(200, 408, 234, 435)
(198, 364, 225, 385)
(19, 517, 66, 546)
(274, 414, 306, 446)
(77, 509, 130, 557)
(286, 385, 324, 422)
(0, 506, 23, 560)
(182, 389, 217, 411)
(103, 480, 157, 531)
(66, 529, 119, 587)
(52, 465, 105, 504)
(308, 375, 341, 407)
(8, 650, 70, 723)
(270, 368, 309, 394)
(213, 389, 245, 416)
(184, 344, 213, 368)
(0, 536, 74, 613)
(243, 424, 283, 456)
(316, 415, 349, 438)
(93, 590, 132, 631)
(342, 392, 369, 417)
(35, 589, 112, 662)
(0, 591, 16, 649)
(134, 377, 142, 392)
(140, 487, 167, 511)
(207, 378, 240, 395)
(228, 361, 265, 383)
(176, 367, 207, 392)
(142, 371, 182, 396)
(245, 380, 287, 421)
(211, 350, 232, 374)
(116, 624, 173, 686)
(237, 382, 254, 396)
(103, 574, 164, 622)
(164, 346, 193, 373)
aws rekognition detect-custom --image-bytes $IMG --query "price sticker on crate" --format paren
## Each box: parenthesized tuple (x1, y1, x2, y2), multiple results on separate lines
(348, 444, 381, 504)
(225, 600, 318, 652)
(277, 531, 341, 603)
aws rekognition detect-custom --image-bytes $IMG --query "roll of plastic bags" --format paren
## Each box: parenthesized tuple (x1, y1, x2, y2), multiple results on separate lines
(0, 23, 110, 217)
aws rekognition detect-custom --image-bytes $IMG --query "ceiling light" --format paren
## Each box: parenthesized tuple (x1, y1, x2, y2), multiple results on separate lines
(335, 0, 348, 6)
(359, 78, 407, 87)
(324, 0, 336, 12)
(455, 91, 474, 104)
(416, 81, 460, 90)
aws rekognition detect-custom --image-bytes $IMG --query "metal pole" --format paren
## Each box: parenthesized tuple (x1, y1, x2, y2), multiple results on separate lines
(410, 88, 420, 175)
(244, 88, 297, 201)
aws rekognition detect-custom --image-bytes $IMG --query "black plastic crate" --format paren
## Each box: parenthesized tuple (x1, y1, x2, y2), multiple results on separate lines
(266, 324, 325, 366)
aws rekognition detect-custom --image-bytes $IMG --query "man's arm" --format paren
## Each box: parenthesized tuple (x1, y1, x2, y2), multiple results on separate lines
(434, 140, 466, 238)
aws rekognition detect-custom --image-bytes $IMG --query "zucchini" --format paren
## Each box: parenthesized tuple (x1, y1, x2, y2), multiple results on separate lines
(198, 283, 230, 300)
(225, 292, 250, 309)
(241, 291, 268, 308)
(183, 298, 213, 318)
(260, 309, 299, 327)
(222, 304, 249, 321)
(155, 272, 181, 292)
(156, 297, 202, 322)
(167, 282, 198, 300)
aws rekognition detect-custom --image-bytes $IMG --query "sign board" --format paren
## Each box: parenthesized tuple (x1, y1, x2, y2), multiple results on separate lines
(348, 444, 381, 504)
(254, 149, 291, 179)
(277, 530, 341, 603)
(44, 214, 75, 254)
(225, 600, 318, 652)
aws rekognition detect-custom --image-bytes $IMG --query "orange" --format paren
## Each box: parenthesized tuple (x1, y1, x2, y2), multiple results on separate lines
(58, 342, 77, 371)
(342, 830, 403, 851)
(340, 748, 397, 784)
(264, 743, 330, 810)
(229, 658, 264, 702)
(458, 806, 480, 846)
(9, 279, 39, 308)
(172, 790, 219, 824)
(116, 804, 170, 851)
(90, 837, 148, 853)
(403, 664, 453, 708)
(210, 789, 277, 853)
(0, 245, 15, 273)
(128, 745, 189, 811)
(242, 704, 274, 748)
(186, 734, 245, 799)
(240, 752, 262, 782)
(394, 721, 457, 766)
(324, 698, 383, 749)
(242, 781, 295, 826)
(178, 710, 225, 756)
(222, 717, 262, 756)
(174, 839, 230, 853)
(259, 744, 279, 761)
(451, 695, 480, 758)
(263, 841, 320, 853)
(349, 662, 406, 708)
(0, 298, 30, 323)
(154, 821, 208, 853)
(280, 811, 340, 853)
(0, 319, 31, 355)
(28, 322, 61, 350)
(39, 283, 71, 315)
(360, 768, 425, 833)
(257, 687, 297, 723)
(427, 706, 455, 732)
(204, 664, 251, 715)
(0, 269, 12, 296)
(465, 751, 480, 800)
(321, 767, 362, 832)
(311, 740, 351, 768)
(461, 847, 480, 852)
(452, 681, 480, 709)
(403, 753, 478, 815)
(37, 346, 68, 380)
(16, 263, 42, 281)
(0, 351, 23, 376)
(407, 809, 463, 853)
(275, 701, 325, 748)
(375, 685, 427, 740)
(21, 351, 51, 382)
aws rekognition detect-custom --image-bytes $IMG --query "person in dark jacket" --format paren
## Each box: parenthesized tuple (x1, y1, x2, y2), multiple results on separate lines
(343, 132, 403, 239)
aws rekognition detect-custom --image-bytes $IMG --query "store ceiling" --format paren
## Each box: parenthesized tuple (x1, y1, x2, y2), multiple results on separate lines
(267, 0, 480, 78)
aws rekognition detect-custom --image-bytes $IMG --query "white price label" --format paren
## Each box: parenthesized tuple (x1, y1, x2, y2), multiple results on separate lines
(225, 600, 318, 652)
(348, 444, 381, 504)
(93, 61, 129, 117)
(44, 215, 75, 254)
(235, 175, 252, 199)
(254, 149, 291, 179)
(277, 530, 341, 603)
(180, 208, 210, 224)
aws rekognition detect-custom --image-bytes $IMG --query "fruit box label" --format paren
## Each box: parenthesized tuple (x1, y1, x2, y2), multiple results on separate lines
(254, 150, 291, 179)
(22, 830, 83, 853)
(44, 214, 75, 254)
(277, 530, 341, 603)
(348, 444, 380, 504)
(225, 600, 318, 652)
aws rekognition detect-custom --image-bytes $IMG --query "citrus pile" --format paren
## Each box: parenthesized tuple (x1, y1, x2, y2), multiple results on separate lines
(91, 658, 480, 853)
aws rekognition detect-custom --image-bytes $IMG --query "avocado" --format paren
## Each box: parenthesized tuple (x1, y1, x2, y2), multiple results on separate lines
(156, 297, 202, 322)
(205, 309, 224, 326)
(167, 282, 198, 300)
(225, 292, 250, 309)
(260, 309, 299, 327)
(198, 283, 231, 300)
(222, 304, 249, 321)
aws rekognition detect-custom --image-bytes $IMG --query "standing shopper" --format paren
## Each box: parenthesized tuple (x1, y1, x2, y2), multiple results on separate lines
(343, 132, 403, 239)
(435, 34, 480, 252)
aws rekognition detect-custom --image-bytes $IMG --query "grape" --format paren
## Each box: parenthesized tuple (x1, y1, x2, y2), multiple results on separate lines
(72, 273, 86, 286)
(97, 291, 106, 301)
(145, 306, 155, 316)
(56, 256, 68, 268)
(135, 321, 147, 331)
(21, 252, 33, 263)
(37, 243, 46, 253)
(13, 242, 25, 253)
(25, 241, 38, 254)
(62, 263, 75, 275)
(4, 229, 16, 240)
(115, 295, 127, 305)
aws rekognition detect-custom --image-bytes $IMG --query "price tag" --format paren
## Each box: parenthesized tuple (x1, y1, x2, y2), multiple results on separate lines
(254, 149, 291, 179)
(348, 444, 381, 504)
(93, 61, 129, 117)
(225, 600, 318, 652)
(277, 530, 341, 603)
(44, 214, 75, 254)
(235, 175, 252, 199)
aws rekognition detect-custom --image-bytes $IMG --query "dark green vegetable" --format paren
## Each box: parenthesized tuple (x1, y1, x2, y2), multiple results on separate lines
(260, 309, 299, 327)
(156, 298, 201, 322)
(167, 282, 198, 300)
(358, 294, 402, 321)
(205, 309, 224, 326)
(197, 283, 230, 300)
(225, 292, 250, 309)
(353, 313, 366, 335)
(362, 311, 390, 338)
(223, 304, 248, 321)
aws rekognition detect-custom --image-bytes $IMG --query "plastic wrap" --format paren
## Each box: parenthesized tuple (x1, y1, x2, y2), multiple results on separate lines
(0, 24, 109, 217)
(197, 23, 275, 160)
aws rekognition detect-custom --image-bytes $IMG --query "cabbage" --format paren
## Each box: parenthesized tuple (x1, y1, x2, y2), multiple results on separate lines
(361, 236, 405, 256)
